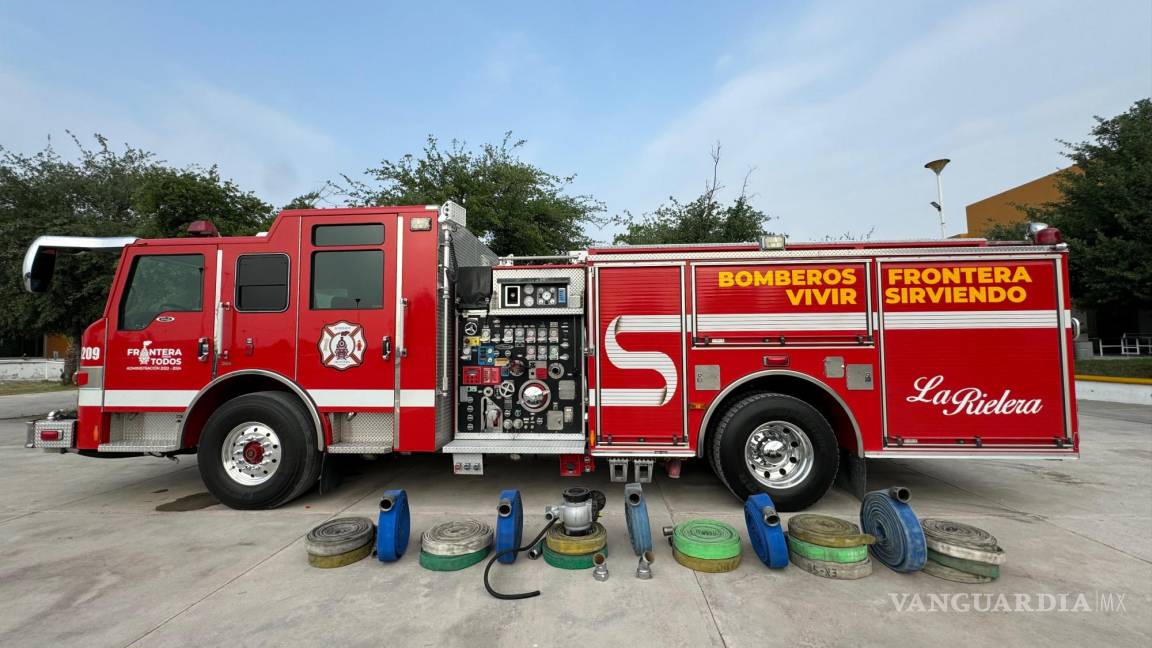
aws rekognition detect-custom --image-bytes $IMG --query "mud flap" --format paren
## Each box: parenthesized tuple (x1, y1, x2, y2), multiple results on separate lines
(836, 450, 867, 500)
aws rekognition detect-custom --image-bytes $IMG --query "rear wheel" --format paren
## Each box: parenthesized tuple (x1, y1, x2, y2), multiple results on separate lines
(198, 391, 321, 509)
(711, 393, 838, 511)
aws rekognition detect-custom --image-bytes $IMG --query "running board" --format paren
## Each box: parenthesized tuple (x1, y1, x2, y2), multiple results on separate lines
(327, 443, 393, 454)
(442, 438, 585, 454)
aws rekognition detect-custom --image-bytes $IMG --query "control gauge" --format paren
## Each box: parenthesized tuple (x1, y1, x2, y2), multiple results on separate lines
(522, 284, 535, 294)
(522, 295, 536, 307)
(539, 288, 554, 305)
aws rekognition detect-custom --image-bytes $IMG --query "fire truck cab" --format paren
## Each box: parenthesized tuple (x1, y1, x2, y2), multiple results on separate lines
(23, 202, 1079, 511)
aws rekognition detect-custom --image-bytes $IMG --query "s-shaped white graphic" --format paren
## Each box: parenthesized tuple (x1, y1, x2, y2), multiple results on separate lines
(600, 315, 680, 407)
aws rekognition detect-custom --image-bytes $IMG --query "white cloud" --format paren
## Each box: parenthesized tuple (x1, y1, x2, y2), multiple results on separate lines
(606, 0, 1152, 241)
(0, 67, 338, 207)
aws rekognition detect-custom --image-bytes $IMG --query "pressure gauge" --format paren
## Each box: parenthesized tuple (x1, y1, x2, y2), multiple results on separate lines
(523, 295, 535, 307)
(539, 288, 554, 304)
(522, 284, 535, 294)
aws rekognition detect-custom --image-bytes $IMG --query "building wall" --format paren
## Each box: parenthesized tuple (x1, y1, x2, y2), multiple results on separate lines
(962, 167, 1072, 237)
(44, 334, 70, 360)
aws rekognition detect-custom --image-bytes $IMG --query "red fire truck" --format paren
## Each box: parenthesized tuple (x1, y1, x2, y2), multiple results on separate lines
(22, 202, 1079, 510)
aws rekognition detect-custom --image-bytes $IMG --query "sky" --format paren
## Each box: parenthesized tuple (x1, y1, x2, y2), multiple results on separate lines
(1, 0, 1149, 242)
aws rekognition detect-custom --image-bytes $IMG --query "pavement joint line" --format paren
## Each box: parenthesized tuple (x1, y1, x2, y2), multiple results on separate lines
(899, 462, 1152, 566)
(654, 476, 729, 648)
(0, 464, 199, 529)
(122, 460, 422, 647)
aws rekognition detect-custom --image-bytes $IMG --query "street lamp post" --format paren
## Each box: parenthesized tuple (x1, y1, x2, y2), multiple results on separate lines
(924, 158, 950, 238)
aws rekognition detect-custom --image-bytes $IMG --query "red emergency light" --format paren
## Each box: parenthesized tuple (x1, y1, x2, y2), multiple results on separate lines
(1035, 227, 1063, 245)
(187, 220, 220, 237)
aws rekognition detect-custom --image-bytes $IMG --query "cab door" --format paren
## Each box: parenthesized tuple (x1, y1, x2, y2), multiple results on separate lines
(104, 246, 218, 412)
(296, 220, 397, 436)
(218, 251, 296, 378)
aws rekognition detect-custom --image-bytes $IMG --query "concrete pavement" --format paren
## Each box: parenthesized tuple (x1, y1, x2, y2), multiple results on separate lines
(0, 388, 77, 420)
(0, 398, 1148, 647)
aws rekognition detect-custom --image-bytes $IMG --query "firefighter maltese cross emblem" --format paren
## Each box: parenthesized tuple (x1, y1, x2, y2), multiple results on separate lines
(318, 321, 366, 370)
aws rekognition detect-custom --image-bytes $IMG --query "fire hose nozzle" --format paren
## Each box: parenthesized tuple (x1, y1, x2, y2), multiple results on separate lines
(888, 486, 911, 503)
(761, 506, 780, 527)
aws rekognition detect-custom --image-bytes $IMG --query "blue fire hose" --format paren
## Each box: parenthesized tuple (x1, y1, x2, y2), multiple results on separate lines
(495, 489, 524, 564)
(860, 487, 926, 572)
(376, 489, 410, 562)
(744, 493, 788, 569)
(624, 483, 653, 555)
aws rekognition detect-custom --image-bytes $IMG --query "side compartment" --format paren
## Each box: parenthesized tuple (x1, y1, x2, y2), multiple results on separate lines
(591, 264, 689, 453)
(877, 256, 1076, 454)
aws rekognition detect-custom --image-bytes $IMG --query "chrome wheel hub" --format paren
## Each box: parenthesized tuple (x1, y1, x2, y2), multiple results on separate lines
(221, 422, 281, 486)
(745, 420, 814, 489)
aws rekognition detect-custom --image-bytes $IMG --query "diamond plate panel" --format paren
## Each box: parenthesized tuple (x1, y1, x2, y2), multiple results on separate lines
(34, 419, 75, 448)
(331, 413, 394, 448)
(101, 413, 181, 452)
(488, 266, 587, 316)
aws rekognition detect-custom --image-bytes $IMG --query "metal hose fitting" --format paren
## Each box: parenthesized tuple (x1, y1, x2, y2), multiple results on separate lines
(636, 550, 654, 580)
(592, 552, 609, 581)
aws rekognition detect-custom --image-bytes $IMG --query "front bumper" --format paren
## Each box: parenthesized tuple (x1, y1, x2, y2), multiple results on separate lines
(26, 417, 77, 449)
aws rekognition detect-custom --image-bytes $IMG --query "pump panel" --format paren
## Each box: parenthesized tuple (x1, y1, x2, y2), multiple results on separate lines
(455, 314, 584, 436)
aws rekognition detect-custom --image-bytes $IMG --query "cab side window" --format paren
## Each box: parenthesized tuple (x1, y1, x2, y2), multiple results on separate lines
(236, 254, 289, 312)
(118, 254, 204, 330)
(311, 251, 383, 309)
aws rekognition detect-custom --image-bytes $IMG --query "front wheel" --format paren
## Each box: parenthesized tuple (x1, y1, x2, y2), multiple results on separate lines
(197, 391, 321, 509)
(711, 393, 838, 511)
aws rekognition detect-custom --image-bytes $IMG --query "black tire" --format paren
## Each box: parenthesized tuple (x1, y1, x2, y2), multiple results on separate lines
(197, 391, 322, 510)
(711, 393, 838, 511)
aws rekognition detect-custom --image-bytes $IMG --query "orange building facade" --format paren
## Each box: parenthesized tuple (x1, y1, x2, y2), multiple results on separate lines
(961, 167, 1072, 238)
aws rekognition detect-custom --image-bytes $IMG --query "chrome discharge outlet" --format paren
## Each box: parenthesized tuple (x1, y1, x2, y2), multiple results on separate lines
(592, 552, 609, 581)
(636, 550, 654, 580)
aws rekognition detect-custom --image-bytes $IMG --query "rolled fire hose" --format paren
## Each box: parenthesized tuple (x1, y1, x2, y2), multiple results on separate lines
(420, 548, 491, 571)
(543, 543, 611, 570)
(672, 548, 742, 573)
(859, 487, 927, 572)
(420, 519, 493, 571)
(672, 519, 742, 561)
(921, 518, 1006, 565)
(787, 514, 876, 548)
(744, 493, 788, 569)
(376, 489, 411, 562)
(624, 483, 653, 556)
(494, 489, 524, 565)
(309, 543, 374, 568)
(927, 549, 1001, 579)
(789, 551, 873, 580)
(786, 535, 869, 563)
(305, 517, 376, 568)
(545, 522, 608, 555)
(422, 519, 493, 556)
(922, 557, 995, 584)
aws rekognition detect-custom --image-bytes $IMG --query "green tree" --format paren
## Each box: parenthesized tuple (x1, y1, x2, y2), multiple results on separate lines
(613, 145, 773, 245)
(982, 219, 1029, 241)
(0, 134, 272, 379)
(133, 166, 274, 238)
(1023, 99, 1152, 308)
(335, 133, 603, 256)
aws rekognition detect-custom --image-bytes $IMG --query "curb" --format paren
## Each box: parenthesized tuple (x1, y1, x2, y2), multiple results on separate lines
(1074, 375, 1152, 385)
(1074, 379, 1152, 406)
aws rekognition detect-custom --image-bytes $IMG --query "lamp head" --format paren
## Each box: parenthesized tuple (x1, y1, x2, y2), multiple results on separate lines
(924, 158, 950, 175)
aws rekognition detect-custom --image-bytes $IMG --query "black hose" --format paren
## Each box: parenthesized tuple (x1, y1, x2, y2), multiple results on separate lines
(483, 517, 558, 600)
